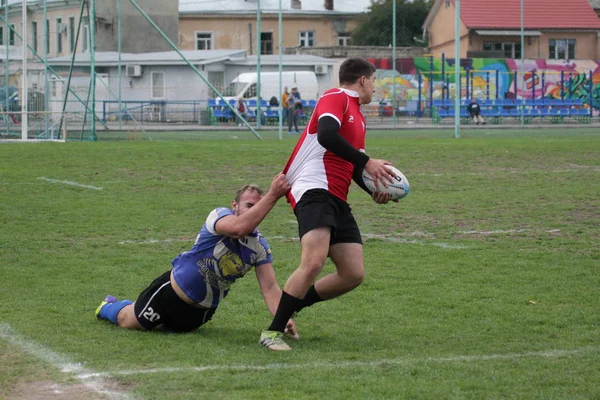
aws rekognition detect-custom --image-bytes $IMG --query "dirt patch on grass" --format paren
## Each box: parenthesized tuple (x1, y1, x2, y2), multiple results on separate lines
(6, 380, 110, 400)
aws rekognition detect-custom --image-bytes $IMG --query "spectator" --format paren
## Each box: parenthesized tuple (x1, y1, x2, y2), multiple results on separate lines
(287, 88, 299, 134)
(236, 97, 248, 125)
(467, 99, 486, 125)
(281, 87, 289, 123)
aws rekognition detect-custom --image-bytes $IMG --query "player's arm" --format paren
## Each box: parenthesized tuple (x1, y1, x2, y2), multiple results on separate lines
(317, 116, 370, 168)
(317, 117, 395, 188)
(352, 165, 372, 195)
(255, 263, 282, 316)
(215, 173, 290, 239)
(352, 166, 394, 204)
(255, 263, 297, 335)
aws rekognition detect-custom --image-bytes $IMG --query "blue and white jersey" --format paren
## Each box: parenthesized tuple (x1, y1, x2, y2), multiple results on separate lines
(171, 207, 273, 309)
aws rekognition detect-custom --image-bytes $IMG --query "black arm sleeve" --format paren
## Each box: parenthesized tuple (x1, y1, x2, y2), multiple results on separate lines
(317, 116, 370, 169)
(352, 165, 373, 195)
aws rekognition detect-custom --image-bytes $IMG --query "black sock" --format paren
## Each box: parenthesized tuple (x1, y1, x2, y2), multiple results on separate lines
(268, 291, 303, 333)
(296, 285, 323, 313)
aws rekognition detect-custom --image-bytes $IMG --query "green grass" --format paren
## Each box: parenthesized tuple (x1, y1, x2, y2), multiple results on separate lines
(1, 128, 599, 399)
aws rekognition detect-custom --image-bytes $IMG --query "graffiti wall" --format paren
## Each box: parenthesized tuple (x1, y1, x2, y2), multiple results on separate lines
(367, 57, 600, 111)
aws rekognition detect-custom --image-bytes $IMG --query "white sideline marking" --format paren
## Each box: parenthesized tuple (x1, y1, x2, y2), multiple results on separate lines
(460, 229, 560, 235)
(361, 233, 467, 249)
(118, 228, 562, 248)
(224, 234, 466, 249)
(415, 166, 600, 177)
(0, 323, 131, 400)
(37, 177, 103, 191)
(77, 346, 597, 379)
(118, 238, 192, 245)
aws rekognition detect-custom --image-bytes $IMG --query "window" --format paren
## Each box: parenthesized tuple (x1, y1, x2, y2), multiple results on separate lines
(195, 31, 213, 50)
(244, 83, 256, 99)
(483, 41, 520, 58)
(151, 71, 165, 99)
(260, 32, 273, 55)
(298, 31, 315, 47)
(0, 26, 3, 46)
(69, 17, 75, 52)
(31, 21, 37, 53)
(82, 17, 89, 52)
(9, 24, 14, 45)
(338, 32, 351, 46)
(45, 19, 50, 53)
(56, 18, 63, 54)
(549, 39, 576, 60)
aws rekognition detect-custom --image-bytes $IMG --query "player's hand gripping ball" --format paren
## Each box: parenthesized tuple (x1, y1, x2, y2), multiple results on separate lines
(362, 165, 410, 201)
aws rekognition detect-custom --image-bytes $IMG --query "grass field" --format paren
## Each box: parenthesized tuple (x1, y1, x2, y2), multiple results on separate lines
(1, 128, 599, 399)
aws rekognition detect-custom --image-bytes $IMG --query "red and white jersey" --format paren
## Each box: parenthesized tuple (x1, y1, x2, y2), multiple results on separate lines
(283, 88, 367, 208)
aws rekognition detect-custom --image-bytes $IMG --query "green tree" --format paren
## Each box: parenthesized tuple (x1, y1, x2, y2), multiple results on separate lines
(351, 0, 433, 46)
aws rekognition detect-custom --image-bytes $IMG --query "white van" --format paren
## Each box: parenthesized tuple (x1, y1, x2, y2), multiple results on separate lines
(222, 71, 319, 103)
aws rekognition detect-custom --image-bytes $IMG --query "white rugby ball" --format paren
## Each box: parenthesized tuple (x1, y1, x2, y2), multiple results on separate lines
(362, 166, 410, 200)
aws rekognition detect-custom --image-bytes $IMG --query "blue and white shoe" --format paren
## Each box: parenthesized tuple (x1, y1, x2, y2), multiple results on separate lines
(95, 295, 117, 320)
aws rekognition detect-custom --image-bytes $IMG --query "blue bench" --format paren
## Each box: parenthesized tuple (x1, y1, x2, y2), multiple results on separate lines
(433, 98, 591, 124)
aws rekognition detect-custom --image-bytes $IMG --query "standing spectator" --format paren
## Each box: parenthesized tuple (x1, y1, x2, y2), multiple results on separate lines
(293, 88, 302, 102)
(281, 87, 289, 124)
(292, 87, 305, 124)
(287, 88, 299, 134)
(281, 87, 289, 108)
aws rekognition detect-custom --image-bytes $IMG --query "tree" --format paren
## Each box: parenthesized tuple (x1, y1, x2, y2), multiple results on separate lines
(351, 0, 433, 47)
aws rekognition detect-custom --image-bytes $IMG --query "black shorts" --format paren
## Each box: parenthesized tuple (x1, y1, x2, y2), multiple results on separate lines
(134, 270, 216, 333)
(294, 189, 362, 245)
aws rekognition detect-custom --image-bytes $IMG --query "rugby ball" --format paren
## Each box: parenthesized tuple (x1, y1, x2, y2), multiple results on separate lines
(362, 166, 410, 200)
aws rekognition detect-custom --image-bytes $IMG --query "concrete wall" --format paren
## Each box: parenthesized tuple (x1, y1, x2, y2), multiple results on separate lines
(5, 0, 178, 58)
(96, 0, 179, 53)
(179, 14, 358, 54)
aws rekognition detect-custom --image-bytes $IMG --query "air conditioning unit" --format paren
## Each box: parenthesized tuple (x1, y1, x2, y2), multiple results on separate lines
(314, 64, 327, 75)
(126, 65, 142, 78)
(57, 23, 67, 34)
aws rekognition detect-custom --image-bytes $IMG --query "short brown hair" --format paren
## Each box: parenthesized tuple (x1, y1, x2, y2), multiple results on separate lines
(234, 184, 263, 203)
(339, 58, 377, 85)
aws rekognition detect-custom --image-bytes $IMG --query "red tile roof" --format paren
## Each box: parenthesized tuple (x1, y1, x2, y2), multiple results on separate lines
(455, 0, 600, 29)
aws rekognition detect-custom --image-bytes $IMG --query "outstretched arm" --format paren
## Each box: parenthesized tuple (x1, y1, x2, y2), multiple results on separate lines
(255, 264, 297, 335)
(215, 173, 290, 239)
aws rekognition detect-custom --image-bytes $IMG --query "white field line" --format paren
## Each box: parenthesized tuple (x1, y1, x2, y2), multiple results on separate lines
(77, 346, 597, 379)
(361, 233, 467, 249)
(37, 177, 103, 191)
(0, 322, 131, 400)
(118, 235, 466, 249)
(460, 229, 561, 235)
(118, 228, 560, 248)
(118, 238, 192, 245)
(415, 167, 600, 177)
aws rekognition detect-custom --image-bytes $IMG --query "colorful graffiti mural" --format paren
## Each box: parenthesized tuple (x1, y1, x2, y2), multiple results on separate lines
(368, 57, 600, 112)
